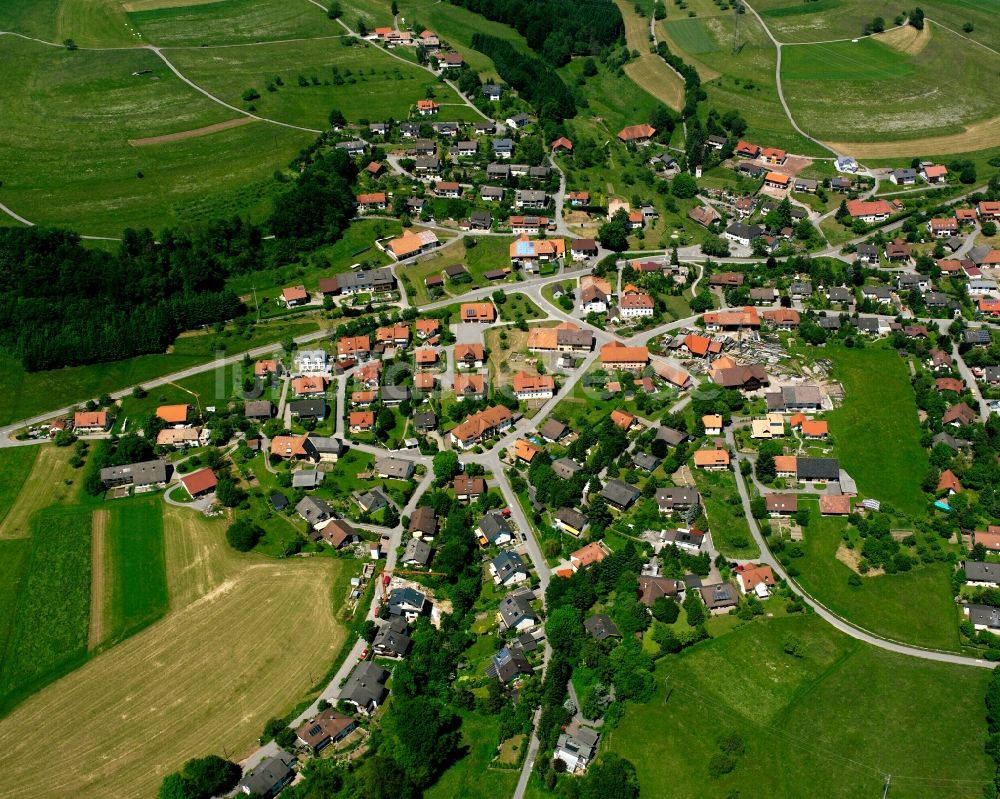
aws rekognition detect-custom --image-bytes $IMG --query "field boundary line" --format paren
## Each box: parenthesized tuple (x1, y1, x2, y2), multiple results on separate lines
(88, 510, 109, 651)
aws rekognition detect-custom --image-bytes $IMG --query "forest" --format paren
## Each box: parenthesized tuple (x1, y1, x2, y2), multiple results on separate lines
(0, 147, 358, 372)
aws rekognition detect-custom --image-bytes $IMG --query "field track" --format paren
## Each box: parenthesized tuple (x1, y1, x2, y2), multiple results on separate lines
(124, 0, 225, 11)
(87, 510, 107, 651)
(614, 0, 685, 111)
(0, 447, 75, 540)
(129, 116, 257, 146)
(827, 114, 1000, 158)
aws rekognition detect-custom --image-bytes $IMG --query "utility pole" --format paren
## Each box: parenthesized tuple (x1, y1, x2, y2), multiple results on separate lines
(882, 774, 891, 798)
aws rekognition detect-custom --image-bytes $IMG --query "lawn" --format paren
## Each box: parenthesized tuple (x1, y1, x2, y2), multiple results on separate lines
(402, 237, 515, 304)
(0, 505, 92, 716)
(497, 293, 544, 322)
(0, 317, 319, 427)
(823, 344, 928, 518)
(0, 449, 39, 527)
(127, 0, 330, 46)
(791, 507, 960, 651)
(781, 26, 1000, 142)
(606, 614, 993, 798)
(103, 497, 169, 644)
(0, 37, 313, 235)
(423, 711, 519, 799)
(692, 467, 759, 558)
(168, 38, 474, 129)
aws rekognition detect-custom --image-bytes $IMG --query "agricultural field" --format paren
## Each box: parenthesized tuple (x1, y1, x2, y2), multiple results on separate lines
(607, 614, 993, 798)
(692, 467, 759, 558)
(167, 38, 478, 130)
(125, 0, 331, 46)
(614, 0, 685, 111)
(754, 0, 902, 43)
(0, 0, 135, 47)
(0, 448, 38, 526)
(0, 506, 352, 798)
(0, 37, 312, 235)
(781, 26, 1000, 142)
(823, 344, 928, 518)
(791, 505, 960, 651)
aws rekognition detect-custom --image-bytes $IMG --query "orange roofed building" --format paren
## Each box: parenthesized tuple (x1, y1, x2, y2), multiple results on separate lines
(570, 541, 611, 570)
(156, 404, 190, 425)
(450, 405, 514, 449)
(459, 302, 496, 323)
(600, 341, 649, 371)
(270, 435, 318, 461)
(703, 306, 759, 331)
(618, 124, 656, 144)
(349, 411, 375, 431)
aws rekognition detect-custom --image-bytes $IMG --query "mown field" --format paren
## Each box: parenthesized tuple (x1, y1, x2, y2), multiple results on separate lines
(613, 0, 685, 110)
(755, 0, 903, 43)
(823, 344, 928, 518)
(692, 467, 759, 559)
(0, 0, 135, 47)
(423, 710, 520, 799)
(781, 25, 1000, 142)
(607, 614, 993, 798)
(167, 37, 478, 129)
(0, 36, 312, 235)
(791, 503, 960, 651)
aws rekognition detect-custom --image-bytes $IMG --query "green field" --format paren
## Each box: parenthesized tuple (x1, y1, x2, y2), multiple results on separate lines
(755, 0, 902, 42)
(560, 56, 665, 141)
(0, 449, 39, 526)
(781, 26, 1000, 141)
(423, 711, 519, 799)
(0, 0, 134, 47)
(692, 468, 759, 558)
(791, 507, 959, 651)
(824, 345, 928, 517)
(168, 38, 477, 129)
(0, 37, 312, 235)
(664, 18, 720, 54)
(607, 614, 993, 798)
(0, 506, 92, 715)
(104, 498, 168, 643)
(127, 0, 329, 46)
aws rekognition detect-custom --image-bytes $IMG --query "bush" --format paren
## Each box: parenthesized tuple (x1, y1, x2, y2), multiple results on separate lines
(708, 753, 736, 778)
(226, 517, 264, 551)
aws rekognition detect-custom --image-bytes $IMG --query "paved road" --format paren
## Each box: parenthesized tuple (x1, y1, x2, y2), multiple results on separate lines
(724, 429, 994, 669)
(953, 345, 990, 423)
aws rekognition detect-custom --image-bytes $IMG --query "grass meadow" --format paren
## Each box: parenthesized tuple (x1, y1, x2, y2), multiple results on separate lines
(781, 27, 1000, 142)
(103, 497, 169, 644)
(0, 0, 136, 47)
(607, 614, 993, 798)
(755, 0, 903, 42)
(0, 449, 39, 526)
(424, 710, 519, 799)
(167, 37, 475, 129)
(823, 344, 928, 518)
(692, 467, 759, 558)
(0, 505, 92, 715)
(791, 502, 960, 651)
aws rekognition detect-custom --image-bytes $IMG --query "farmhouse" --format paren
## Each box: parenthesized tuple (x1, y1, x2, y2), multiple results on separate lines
(459, 302, 496, 323)
(74, 410, 111, 433)
(100, 459, 169, 491)
(617, 124, 656, 144)
(846, 199, 893, 223)
(599, 341, 649, 370)
(512, 371, 555, 400)
(387, 229, 440, 259)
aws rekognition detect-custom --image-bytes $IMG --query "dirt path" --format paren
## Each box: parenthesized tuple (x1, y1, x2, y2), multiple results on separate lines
(88, 509, 109, 651)
(129, 116, 257, 147)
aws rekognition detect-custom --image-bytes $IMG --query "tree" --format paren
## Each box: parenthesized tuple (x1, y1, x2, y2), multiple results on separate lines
(582, 57, 598, 77)
(391, 0, 399, 14)
(756, 452, 776, 482)
(651, 596, 680, 623)
(158, 756, 240, 799)
(701, 234, 730, 258)
(376, 408, 395, 435)
(381, 696, 460, 788)
(432, 451, 460, 484)
(328, 108, 346, 128)
(683, 591, 706, 627)
(598, 210, 630, 252)
(579, 754, 640, 799)
(226, 517, 263, 552)
(689, 291, 713, 313)
(327, 0, 342, 19)
(215, 473, 246, 508)
(909, 7, 924, 29)
(671, 172, 698, 198)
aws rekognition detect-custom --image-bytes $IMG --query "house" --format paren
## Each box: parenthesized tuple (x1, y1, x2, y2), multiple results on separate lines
(236, 750, 296, 798)
(487, 162, 510, 181)
(492, 138, 514, 158)
(689, 205, 720, 227)
(180, 468, 217, 498)
(703, 414, 723, 435)
(793, 177, 817, 193)
(408, 505, 438, 540)
(571, 238, 598, 261)
(735, 140, 760, 158)
(459, 302, 496, 323)
(766, 493, 797, 516)
(884, 239, 912, 263)
(927, 348, 953, 372)
(270, 434, 320, 462)
(795, 457, 840, 482)
(855, 244, 879, 265)
(963, 329, 992, 346)
(751, 413, 785, 439)
(388, 587, 427, 620)
(453, 373, 486, 401)
(506, 112, 531, 129)
(293, 376, 328, 396)
(295, 496, 333, 528)
(943, 402, 976, 427)
(611, 409, 636, 430)
(374, 456, 415, 480)
(555, 728, 599, 774)
(509, 215, 549, 235)
(552, 458, 583, 480)
(724, 223, 764, 248)
(539, 418, 568, 442)
(584, 613, 621, 641)
(819, 494, 852, 516)
(966, 605, 1000, 635)
(512, 372, 555, 400)
(762, 309, 800, 330)
(764, 172, 790, 191)
(478, 511, 514, 546)
(831, 176, 853, 192)
(415, 318, 441, 340)
(765, 385, 823, 412)
(929, 217, 958, 238)
(435, 181, 461, 198)
(599, 341, 649, 371)
(454, 343, 485, 369)
(340, 661, 389, 715)
(514, 438, 543, 464)
(633, 452, 660, 472)
(682, 334, 722, 358)
(570, 541, 610, 570)
(835, 155, 859, 173)
(618, 124, 656, 144)
(244, 400, 274, 421)
(310, 436, 342, 462)
(482, 83, 503, 101)
(619, 291, 655, 319)
(356, 487, 391, 514)
(846, 199, 893, 223)
(487, 646, 534, 683)
(480, 185, 505, 204)
(74, 410, 111, 433)
(761, 147, 786, 165)
(601, 479, 641, 511)
(288, 399, 326, 420)
(515, 189, 547, 209)
(890, 168, 918, 185)
(555, 507, 588, 537)
(156, 428, 200, 448)
(965, 561, 1000, 588)
(415, 347, 438, 368)
(579, 284, 609, 313)
(402, 538, 433, 568)
(975, 527, 1000, 552)
(449, 476, 486, 505)
(656, 486, 699, 513)
(466, 210, 492, 230)
(381, 385, 410, 407)
(937, 469, 962, 495)
(349, 411, 375, 432)
(373, 617, 412, 659)
(491, 550, 529, 587)
(693, 447, 730, 470)
(700, 582, 738, 613)
(736, 564, 776, 597)
(706, 134, 727, 151)
(712, 363, 770, 391)
(439, 51, 464, 68)
(637, 575, 684, 607)
(419, 29, 440, 46)
(797, 418, 828, 439)
(509, 235, 565, 270)
(978, 201, 1000, 222)
(99, 459, 170, 491)
(387, 229, 440, 260)
(335, 139, 365, 155)
(296, 709, 357, 753)
(322, 267, 396, 296)
(704, 307, 760, 331)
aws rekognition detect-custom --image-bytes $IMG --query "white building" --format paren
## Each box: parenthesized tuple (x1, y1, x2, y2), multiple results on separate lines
(295, 349, 330, 374)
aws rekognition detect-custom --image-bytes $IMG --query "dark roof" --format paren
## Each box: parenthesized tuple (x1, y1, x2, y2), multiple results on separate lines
(796, 457, 840, 481)
(341, 661, 389, 709)
(100, 459, 169, 486)
(479, 511, 513, 541)
(700, 582, 737, 609)
(498, 591, 537, 628)
(388, 587, 426, 616)
(237, 751, 296, 797)
(539, 418, 568, 440)
(601, 479, 641, 509)
(487, 647, 534, 683)
(289, 399, 326, 418)
(583, 613, 621, 640)
(656, 486, 699, 508)
(402, 538, 433, 566)
(632, 452, 660, 471)
(965, 561, 1000, 583)
(414, 411, 437, 430)
(408, 505, 438, 536)
(244, 399, 274, 419)
(296, 496, 333, 526)
(373, 617, 412, 657)
(655, 426, 688, 446)
(556, 507, 587, 531)
(270, 492, 288, 511)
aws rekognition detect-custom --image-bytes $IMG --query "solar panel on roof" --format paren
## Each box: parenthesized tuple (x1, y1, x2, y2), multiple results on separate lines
(516, 240, 534, 255)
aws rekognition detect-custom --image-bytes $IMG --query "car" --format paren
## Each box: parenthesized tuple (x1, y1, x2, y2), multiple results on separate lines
(359, 647, 369, 660)
(501, 507, 512, 518)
